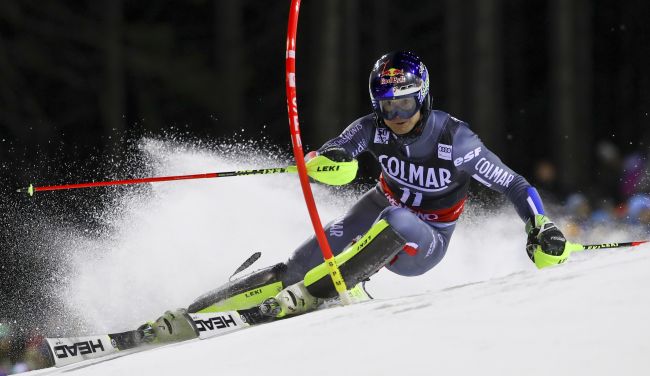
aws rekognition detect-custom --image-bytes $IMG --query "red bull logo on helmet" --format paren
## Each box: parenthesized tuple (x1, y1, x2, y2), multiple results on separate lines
(380, 68, 406, 85)
(381, 68, 404, 77)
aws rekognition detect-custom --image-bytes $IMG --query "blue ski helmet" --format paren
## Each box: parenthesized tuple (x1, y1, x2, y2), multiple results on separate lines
(369, 51, 430, 121)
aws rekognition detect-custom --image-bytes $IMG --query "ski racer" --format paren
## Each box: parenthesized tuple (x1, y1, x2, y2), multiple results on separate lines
(144, 51, 570, 341)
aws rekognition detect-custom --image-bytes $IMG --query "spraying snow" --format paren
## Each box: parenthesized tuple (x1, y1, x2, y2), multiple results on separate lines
(47, 138, 352, 334)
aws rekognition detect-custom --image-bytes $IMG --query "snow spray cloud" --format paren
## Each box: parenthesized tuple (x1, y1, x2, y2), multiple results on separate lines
(48, 137, 358, 334)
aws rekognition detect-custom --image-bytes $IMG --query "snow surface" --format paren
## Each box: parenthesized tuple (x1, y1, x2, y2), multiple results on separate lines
(23, 139, 650, 375)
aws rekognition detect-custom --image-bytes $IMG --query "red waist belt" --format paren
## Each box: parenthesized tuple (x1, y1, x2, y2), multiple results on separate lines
(379, 174, 466, 223)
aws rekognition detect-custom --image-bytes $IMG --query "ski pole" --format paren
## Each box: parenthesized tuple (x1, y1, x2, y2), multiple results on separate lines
(535, 240, 647, 268)
(569, 240, 648, 253)
(17, 166, 298, 196)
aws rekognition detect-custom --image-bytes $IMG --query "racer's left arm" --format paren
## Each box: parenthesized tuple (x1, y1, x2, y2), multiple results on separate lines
(451, 121, 568, 268)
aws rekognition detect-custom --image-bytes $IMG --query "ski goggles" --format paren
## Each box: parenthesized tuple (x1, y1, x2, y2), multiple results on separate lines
(378, 97, 420, 120)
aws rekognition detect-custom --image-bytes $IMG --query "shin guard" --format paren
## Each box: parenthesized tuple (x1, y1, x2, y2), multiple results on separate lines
(303, 219, 406, 299)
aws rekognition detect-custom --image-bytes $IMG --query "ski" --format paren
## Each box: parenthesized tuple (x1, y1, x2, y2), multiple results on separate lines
(43, 326, 158, 368)
(44, 307, 269, 368)
(189, 309, 257, 340)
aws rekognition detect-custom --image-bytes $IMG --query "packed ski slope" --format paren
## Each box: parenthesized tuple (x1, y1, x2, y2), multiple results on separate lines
(24, 139, 650, 375)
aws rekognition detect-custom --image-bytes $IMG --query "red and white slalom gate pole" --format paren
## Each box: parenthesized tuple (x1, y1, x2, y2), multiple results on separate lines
(285, 0, 350, 303)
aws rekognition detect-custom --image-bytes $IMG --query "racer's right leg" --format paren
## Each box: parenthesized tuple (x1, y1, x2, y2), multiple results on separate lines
(185, 189, 391, 315)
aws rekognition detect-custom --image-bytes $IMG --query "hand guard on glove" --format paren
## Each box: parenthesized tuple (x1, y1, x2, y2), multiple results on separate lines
(525, 214, 569, 269)
(303, 147, 358, 186)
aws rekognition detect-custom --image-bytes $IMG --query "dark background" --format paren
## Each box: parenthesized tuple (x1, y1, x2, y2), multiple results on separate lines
(1, 1, 649, 194)
(1, 0, 650, 371)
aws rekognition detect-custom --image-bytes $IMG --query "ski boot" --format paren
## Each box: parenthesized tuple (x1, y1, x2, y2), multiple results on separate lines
(259, 281, 321, 318)
(137, 308, 198, 344)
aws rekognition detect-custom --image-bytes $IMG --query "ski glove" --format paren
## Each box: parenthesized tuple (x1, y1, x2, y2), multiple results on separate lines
(303, 147, 358, 186)
(525, 214, 569, 269)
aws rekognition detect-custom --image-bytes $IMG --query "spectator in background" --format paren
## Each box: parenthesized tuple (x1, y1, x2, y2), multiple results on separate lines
(595, 140, 624, 203)
(0, 322, 49, 374)
(638, 131, 650, 194)
(24, 332, 49, 371)
(1, 321, 14, 375)
(532, 159, 563, 205)
(561, 193, 618, 238)
(589, 197, 616, 226)
(621, 152, 648, 199)
(562, 193, 592, 238)
(626, 194, 650, 227)
(619, 132, 650, 199)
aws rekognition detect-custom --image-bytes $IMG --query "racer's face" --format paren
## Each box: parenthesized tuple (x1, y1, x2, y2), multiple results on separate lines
(382, 109, 421, 135)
